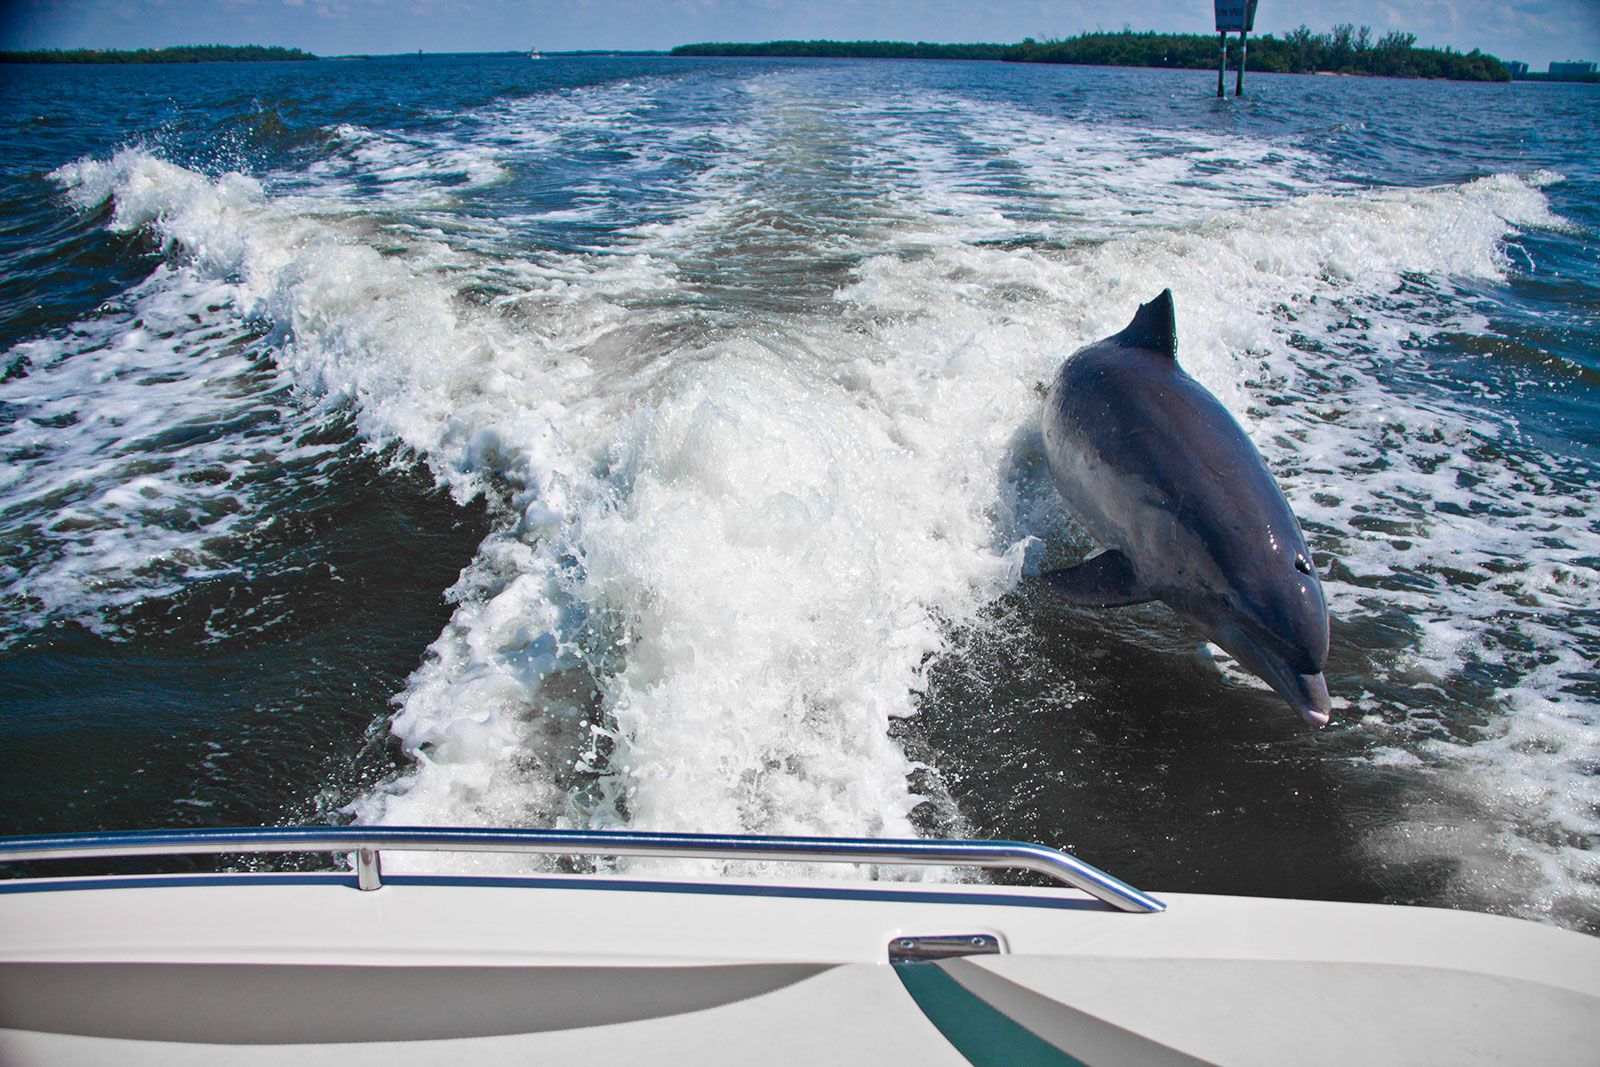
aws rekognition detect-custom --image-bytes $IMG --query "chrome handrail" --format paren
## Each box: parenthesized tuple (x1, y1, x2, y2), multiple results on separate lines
(0, 825, 1164, 913)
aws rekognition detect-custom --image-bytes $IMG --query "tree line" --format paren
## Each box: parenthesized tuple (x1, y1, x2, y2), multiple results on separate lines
(1006, 26, 1508, 81)
(672, 27, 1512, 82)
(672, 40, 1009, 61)
(0, 45, 317, 64)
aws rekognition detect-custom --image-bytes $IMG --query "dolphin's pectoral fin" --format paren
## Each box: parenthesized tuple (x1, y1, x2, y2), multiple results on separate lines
(1042, 551, 1156, 608)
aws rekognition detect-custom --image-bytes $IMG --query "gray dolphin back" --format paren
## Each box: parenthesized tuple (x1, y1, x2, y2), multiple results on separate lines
(1040, 290, 1332, 724)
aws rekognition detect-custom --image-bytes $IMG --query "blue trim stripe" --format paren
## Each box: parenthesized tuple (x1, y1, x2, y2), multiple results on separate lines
(894, 962, 1088, 1067)
(0, 872, 358, 894)
(383, 874, 1108, 911)
(0, 870, 1108, 911)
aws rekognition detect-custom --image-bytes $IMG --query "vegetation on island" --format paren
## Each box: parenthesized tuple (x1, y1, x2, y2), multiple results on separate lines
(672, 26, 1511, 83)
(1006, 26, 1508, 81)
(0, 45, 316, 64)
(672, 40, 1008, 61)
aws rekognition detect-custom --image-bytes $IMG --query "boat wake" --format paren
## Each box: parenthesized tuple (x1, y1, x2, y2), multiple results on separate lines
(10, 66, 1595, 919)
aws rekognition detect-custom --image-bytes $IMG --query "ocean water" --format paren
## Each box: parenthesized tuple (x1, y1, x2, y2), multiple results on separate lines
(1, 54, 1596, 930)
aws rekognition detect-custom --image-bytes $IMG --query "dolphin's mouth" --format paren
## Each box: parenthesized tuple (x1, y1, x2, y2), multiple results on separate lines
(1202, 615, 1332, 727)
(1292, 673, 1332, 727)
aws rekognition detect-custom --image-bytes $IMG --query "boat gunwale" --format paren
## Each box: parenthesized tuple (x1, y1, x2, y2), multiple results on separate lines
(0, 825, 1164, 913)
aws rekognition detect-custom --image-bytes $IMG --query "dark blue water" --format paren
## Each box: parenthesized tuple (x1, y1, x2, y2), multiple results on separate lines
(1, 55, 1596, 930)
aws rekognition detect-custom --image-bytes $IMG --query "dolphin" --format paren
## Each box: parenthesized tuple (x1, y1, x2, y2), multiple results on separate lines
(1040, 289, 1332, 726)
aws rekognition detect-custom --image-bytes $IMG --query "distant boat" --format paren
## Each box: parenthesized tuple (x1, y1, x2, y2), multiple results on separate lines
(528, 49, 543, 60)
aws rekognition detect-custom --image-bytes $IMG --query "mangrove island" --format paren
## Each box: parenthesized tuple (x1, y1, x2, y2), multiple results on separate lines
(672, 26, 1512, 83)
(0, 45, 317, 64)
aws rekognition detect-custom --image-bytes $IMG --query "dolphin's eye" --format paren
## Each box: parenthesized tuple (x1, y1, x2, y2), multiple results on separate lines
(1295, 554, 1313, 576)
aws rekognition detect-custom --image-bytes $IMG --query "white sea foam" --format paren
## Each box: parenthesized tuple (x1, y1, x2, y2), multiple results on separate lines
(0, 226, 344, 640)
(28, 68, 1597, 913)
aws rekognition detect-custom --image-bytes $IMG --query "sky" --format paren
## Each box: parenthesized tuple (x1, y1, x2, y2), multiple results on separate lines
(0, 0, 1596, 69)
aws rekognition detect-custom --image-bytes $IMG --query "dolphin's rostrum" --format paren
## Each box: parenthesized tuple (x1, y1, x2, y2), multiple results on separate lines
(1041, 290, 1332, 725)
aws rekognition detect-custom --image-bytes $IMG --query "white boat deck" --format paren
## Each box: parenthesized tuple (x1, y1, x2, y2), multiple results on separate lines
(3, 865, 1598, 1066)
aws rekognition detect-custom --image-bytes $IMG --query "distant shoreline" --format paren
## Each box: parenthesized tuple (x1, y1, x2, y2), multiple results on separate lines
(0, 45, 316, 64)
(5, 42, 1592, 82)
(671, 32, 1517, 83)
(1510, 70, 1600, 83)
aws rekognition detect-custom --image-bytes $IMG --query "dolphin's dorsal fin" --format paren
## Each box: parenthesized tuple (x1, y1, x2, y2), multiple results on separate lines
(1115, 289, 1177, 358)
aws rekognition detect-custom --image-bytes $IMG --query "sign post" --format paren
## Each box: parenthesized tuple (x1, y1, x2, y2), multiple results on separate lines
(1237, 30, 1248, 96)
(1214, 0, 1259, 97)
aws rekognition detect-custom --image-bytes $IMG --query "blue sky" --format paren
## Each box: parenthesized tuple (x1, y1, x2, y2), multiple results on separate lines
(2, 0, 1596, 68)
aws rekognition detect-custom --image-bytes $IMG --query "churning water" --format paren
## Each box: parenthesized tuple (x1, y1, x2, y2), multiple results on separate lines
(1, 55, 1596, 930)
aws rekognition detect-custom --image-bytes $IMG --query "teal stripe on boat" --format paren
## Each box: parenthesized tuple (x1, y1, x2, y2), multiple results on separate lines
(892, 962, 1089, 1067)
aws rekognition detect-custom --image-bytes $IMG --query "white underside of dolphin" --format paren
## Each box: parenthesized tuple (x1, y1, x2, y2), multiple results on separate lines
(1041, 290, 1332, 726)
